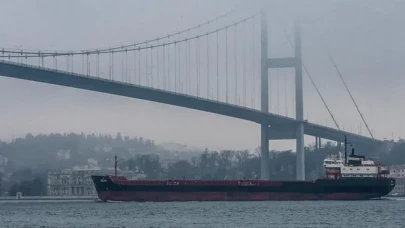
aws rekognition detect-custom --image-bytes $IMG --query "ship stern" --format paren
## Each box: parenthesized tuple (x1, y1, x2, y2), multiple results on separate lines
(372, 177, 396, 199)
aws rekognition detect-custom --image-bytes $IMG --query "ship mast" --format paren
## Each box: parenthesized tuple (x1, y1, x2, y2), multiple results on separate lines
(114, 155, 118, 177)
(344, 136, 347, 165)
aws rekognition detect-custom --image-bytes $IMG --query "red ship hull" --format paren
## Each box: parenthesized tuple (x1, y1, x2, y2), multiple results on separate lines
(96, 191, 381, 202)
(92, 175, 395, 202)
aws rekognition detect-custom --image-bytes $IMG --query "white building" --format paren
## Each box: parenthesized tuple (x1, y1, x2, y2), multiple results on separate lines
(0, 155, 8, 172)
(388, 165, 405, 196)
(47, 168, 145, 196)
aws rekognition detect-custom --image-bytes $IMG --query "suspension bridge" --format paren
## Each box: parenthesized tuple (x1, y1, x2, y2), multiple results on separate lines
(0, 10, 390, 180)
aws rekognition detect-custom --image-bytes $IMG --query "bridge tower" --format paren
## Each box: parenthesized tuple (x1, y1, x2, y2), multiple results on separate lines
(260, 10, 270, 180)
(260, 11, 305, 180)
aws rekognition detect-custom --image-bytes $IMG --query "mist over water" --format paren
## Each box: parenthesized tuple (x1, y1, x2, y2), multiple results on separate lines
(0, 199, 404, 228)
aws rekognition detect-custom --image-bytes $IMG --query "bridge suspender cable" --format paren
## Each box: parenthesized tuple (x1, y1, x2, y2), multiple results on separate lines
(279, 29, 341, 130)
(300, 59, 341, 131)
(325, 49, 374, 139)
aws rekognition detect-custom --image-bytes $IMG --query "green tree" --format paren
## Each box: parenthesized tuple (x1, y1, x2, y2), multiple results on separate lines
(131, 154, 163, 179)
(0, 172, 3, 194)
(166, 160, 195, 179)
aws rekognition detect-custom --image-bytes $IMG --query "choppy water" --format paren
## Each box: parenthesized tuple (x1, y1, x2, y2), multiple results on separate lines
(0, 198, 404, 228)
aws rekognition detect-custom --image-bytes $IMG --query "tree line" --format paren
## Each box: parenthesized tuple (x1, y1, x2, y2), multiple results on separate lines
(120, 139, 405, 181)
(0, 132, 159, 172)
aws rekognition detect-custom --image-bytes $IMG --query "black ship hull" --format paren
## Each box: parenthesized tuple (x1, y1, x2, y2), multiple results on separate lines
(91, 176, 395, 202)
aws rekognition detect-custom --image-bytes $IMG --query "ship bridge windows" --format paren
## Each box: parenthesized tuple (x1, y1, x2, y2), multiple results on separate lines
(324, 160, 340, 164)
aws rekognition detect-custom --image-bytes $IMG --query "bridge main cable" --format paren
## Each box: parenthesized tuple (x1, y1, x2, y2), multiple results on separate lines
(325, 49, 374, 138)
(0, 9, 238, 56)
(0, 14, 258, 59)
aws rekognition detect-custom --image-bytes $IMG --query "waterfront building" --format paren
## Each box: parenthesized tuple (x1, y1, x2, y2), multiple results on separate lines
(47, 168, 145, 196)
(388, 165, 405, 196)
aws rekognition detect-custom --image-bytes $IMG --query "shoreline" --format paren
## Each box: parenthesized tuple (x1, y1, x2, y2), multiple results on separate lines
(0, 196, 98, 201)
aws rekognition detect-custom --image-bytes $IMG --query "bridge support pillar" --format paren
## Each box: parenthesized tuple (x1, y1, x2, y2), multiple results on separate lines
(294, 19, 305, 180)
(261, 125, 269, 180)
(315, 137, 319, 150)
(260, 9, 270, 180)
(296, 124, 305, 180)
(315, 137, 322, 150)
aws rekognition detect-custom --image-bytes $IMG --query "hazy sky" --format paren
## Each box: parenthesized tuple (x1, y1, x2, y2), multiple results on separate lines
(0, 0, 404, 151)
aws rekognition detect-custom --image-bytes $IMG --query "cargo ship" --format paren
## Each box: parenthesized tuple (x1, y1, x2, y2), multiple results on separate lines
(92, 138, 395, 202)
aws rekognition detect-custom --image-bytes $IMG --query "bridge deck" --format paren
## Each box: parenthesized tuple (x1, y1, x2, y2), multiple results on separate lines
(0, 61, 382, 146)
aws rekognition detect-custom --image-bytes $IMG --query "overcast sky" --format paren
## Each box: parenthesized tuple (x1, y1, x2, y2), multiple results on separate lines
(0, 0, 404, 151)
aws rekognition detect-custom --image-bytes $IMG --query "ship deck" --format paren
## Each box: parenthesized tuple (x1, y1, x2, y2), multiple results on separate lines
(109, 176, 315, 187)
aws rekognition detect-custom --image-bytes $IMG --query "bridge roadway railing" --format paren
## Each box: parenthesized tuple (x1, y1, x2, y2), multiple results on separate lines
(0, 60, 383, 146)
(0, 60, 296, 125)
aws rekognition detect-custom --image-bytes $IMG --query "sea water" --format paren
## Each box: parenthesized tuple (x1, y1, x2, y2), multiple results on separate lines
(0, 198, 404, 228)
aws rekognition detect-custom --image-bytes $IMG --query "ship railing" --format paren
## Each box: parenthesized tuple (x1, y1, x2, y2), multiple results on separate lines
(238, 181, 256, 186)
(325, 170, 340, 174)
(345, 164, 378, 167)
(166, 181, 180, 185)
(110, 179, 287, 186)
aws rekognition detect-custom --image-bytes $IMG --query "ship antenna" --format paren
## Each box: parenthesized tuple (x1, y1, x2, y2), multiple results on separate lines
(344, 135, 347, 165)
(114, 155, 118, 177)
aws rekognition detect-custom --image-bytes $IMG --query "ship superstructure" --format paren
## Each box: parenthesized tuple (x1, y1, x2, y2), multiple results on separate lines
(324, 138, 390, 179)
